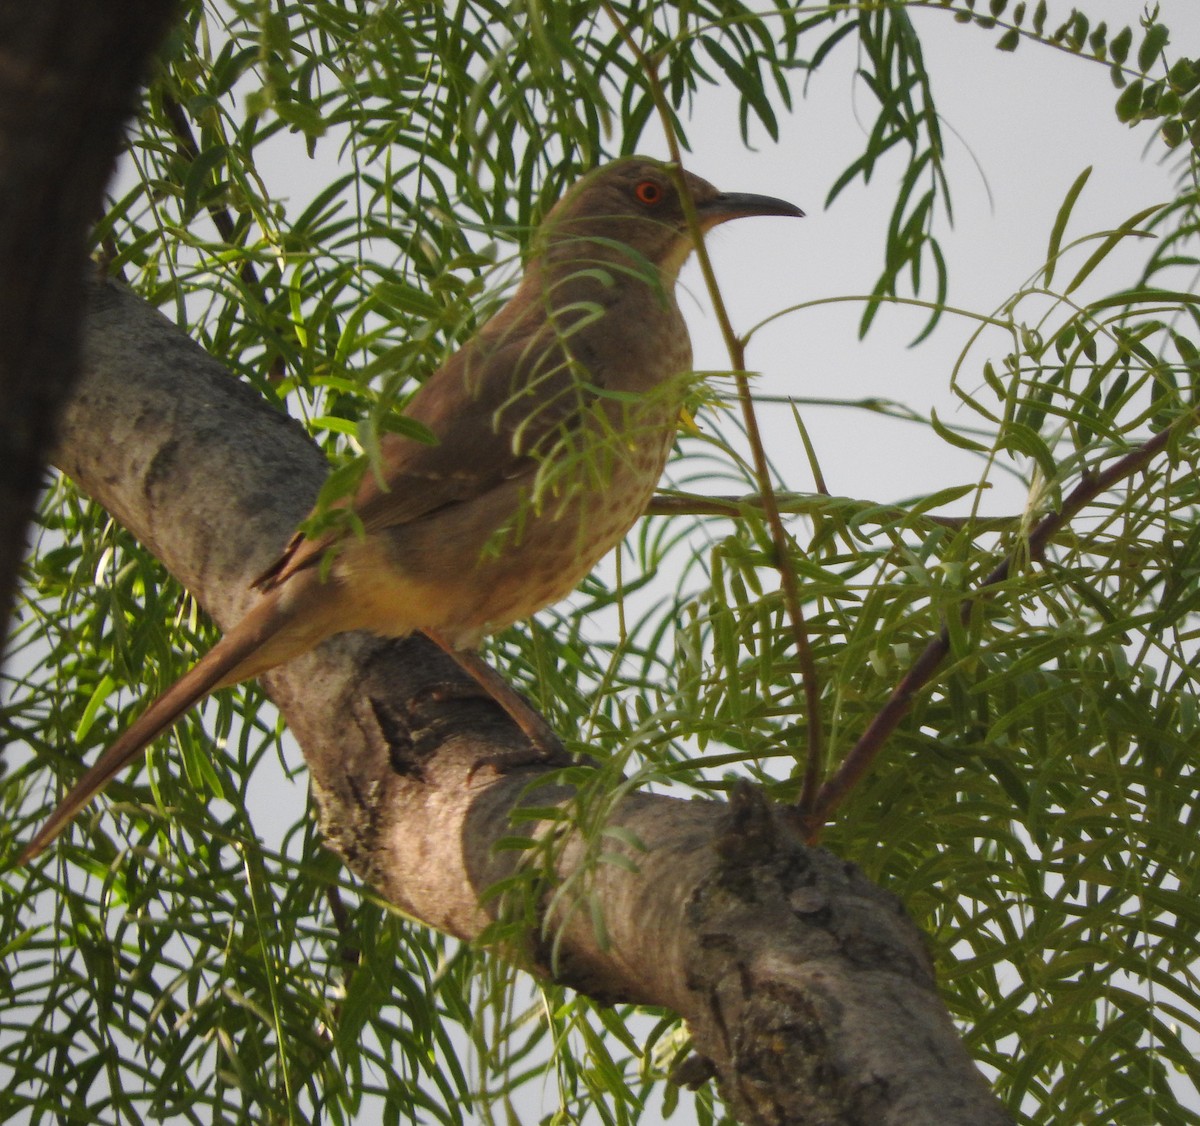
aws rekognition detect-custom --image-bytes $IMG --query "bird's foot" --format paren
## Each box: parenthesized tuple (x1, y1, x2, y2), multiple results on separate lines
(421, 632, 571, 768)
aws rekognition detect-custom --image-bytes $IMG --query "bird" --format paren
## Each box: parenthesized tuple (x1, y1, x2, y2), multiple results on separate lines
(19, 156, 803, 863)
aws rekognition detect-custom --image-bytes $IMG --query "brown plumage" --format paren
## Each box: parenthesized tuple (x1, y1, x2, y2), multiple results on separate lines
(19, 156, 802, 863)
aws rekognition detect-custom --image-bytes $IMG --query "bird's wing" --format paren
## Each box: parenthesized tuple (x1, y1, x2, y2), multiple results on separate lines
(255, 312, 603, 589)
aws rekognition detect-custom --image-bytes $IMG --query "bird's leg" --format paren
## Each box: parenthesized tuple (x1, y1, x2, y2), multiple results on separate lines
(422, 630, 566, 759)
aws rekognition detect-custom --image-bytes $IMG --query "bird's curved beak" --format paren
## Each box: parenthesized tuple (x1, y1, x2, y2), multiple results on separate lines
(697, 191, 805, 229)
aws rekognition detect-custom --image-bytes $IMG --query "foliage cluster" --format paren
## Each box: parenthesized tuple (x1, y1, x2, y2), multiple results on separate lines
(2, 1, 1199, 1123)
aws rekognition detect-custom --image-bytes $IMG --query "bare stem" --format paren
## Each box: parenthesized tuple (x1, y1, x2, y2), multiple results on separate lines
(646, 490, 1020, 530)
(160, 94, 286, 381)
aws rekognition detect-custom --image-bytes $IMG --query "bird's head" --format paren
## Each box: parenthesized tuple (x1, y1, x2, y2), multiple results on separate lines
(533, 156, 803, 284)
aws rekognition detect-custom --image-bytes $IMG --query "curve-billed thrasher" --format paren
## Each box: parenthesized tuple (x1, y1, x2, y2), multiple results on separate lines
(20, 156, 802, 862)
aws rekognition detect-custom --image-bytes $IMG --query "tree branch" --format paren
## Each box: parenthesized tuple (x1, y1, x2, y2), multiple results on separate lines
(32, 277, 1011, 1124)
(0, 0, 177, 662)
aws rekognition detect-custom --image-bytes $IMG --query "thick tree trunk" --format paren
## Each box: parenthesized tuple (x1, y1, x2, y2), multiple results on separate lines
(0, 0, 177, 660)
(44, 277, 1011, 1125)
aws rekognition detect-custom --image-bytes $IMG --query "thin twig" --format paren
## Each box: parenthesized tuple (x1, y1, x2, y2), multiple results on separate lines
(162, 93, 260, 289)
(646, 490, 1020, 531)
(806, 410, 1199, 839)
(600, 1, 825, 801)
(161, 93, 287, 381)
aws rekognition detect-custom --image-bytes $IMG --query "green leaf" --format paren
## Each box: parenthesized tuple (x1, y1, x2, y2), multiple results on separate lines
(1115, 79, 1144, 122)
(310, 415, 359, 436)
(1109, 25, 1133, 64)
(931, 408, 989, 452)
(1064, 202, 1163, 294)
(74, 674, 117, 742)
(1032, 0, 1047, 35)
(1161, 119, 1186, 148)
(1065, 11, 1088, 51)
(1167, 58, 1199, 94)
(1138, 22, 1170, 72)
(998, 420, 1058, 487)
(701, 36, 779, 143)
(1044, 166, 1091, 288)
(907, 483, 980, 515)
(180, 143, 228, 219)
(373, 280, 442, 319)
(376, 413, 436, 442)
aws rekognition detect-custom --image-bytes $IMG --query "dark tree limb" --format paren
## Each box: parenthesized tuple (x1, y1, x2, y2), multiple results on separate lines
(31, 278, 1011, 1125)
(0, 0, 178, 662)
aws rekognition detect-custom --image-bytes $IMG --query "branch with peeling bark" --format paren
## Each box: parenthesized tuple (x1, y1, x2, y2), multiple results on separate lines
(32, 276, 1010, 1124)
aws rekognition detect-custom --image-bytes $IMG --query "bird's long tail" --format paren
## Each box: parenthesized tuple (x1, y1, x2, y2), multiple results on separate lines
(18, 590, 299, 865)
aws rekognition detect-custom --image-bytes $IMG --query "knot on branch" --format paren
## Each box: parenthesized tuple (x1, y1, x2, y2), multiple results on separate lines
(714, 780, 794, 876)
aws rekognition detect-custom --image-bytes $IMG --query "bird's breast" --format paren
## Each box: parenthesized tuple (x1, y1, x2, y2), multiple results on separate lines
(360, 390, 682, 649)
(580, 291, 692, 395)
(457, 407, 677, 643)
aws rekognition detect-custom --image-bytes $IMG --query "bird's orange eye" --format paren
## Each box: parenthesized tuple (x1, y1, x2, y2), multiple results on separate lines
(634, 180, 664, 206)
